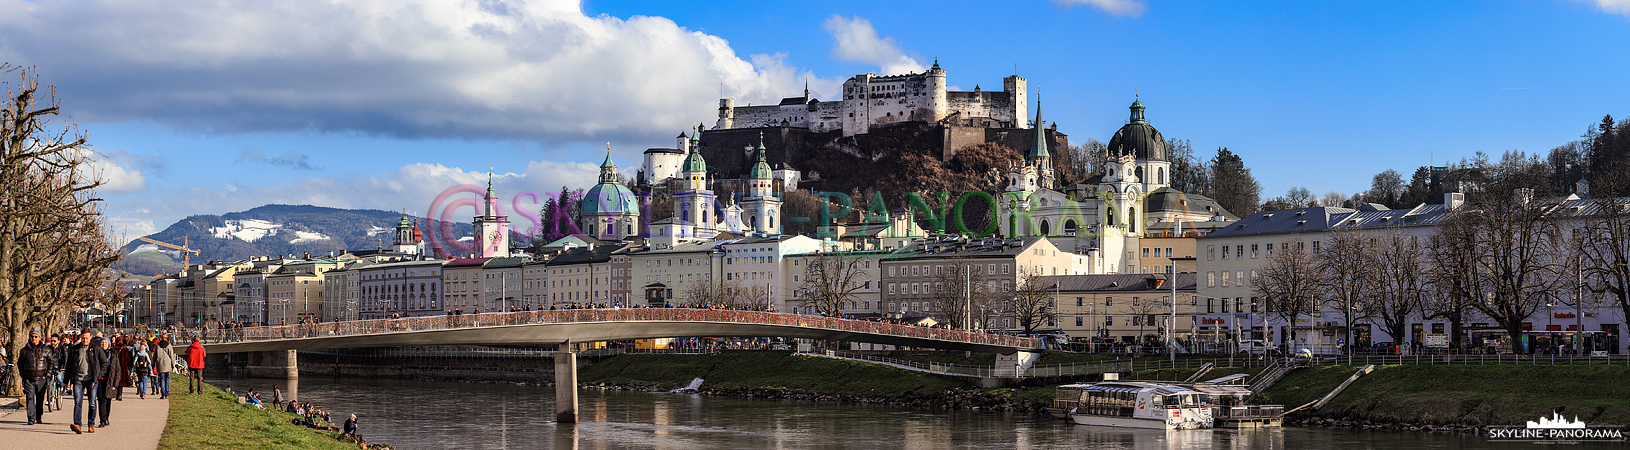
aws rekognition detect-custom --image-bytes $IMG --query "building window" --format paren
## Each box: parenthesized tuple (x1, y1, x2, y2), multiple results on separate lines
(1207, 299, 1215, 314)
(1207, 272, 1216, 288)
(1105, 316, 1114, 327)
(1076, 297, 1084, 307)
(1222, 245, 1230, 259)
(1105, 296, 1113, 307)
(1208, 245, 1215, 260)
(1251, 244, 1259, 259)
(1142, 248, 1150, 258)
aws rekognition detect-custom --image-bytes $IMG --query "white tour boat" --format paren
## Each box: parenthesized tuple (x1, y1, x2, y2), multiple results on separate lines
(1057, 381, 1215, 429)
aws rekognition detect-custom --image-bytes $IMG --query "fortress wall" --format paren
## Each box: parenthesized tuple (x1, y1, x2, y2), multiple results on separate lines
(730, 104, 811, 129)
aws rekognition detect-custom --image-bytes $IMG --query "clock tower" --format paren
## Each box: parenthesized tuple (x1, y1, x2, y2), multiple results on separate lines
(474, 172, 510, 257)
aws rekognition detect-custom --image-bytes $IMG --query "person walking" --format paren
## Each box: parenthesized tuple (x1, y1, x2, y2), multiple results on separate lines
(18, 329, 57, 425)
(132, 341, 153, 399)
(115, 337, 134, 401)
(65, 332, 103, 434)
(272, 384, 284, 406)
(154, 336, 175, 399)
(95, 337, 123, 428)
(186, 337, 206, 394)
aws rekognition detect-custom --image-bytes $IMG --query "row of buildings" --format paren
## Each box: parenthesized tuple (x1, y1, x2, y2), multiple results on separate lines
(122, 77, 1628, 355)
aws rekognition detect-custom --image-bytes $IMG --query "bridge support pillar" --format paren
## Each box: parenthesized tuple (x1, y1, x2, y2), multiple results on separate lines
(244, 349, 299, 401)
(555, 343, 578, 424)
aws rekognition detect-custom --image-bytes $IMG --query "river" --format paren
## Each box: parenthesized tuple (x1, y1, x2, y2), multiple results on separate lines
(223, 375, 1528, 449)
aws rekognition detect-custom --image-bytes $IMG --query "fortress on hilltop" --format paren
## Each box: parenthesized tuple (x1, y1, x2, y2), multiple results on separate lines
(715, 60, 1028, 137)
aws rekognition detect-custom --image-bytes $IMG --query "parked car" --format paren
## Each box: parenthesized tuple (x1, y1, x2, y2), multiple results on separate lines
(1238, 339, 1273, 355)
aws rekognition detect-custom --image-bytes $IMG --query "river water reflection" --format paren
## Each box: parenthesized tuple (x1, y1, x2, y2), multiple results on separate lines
(225, 375, 1526, 449)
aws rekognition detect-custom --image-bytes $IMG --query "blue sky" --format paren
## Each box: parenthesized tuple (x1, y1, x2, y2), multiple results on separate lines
(2, 0, 1627, 242)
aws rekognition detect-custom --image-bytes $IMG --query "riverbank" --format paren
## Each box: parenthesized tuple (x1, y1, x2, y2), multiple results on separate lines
(1255, 364, 1630, 432)
(157, 374, 383, 450)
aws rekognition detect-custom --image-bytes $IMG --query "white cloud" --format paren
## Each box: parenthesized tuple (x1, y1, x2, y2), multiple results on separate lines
(823, 15, 924, 76)
(0, 0, 830, 142)
(86, 149, 148, 193)
(1588, 0, 1630, 16)
(1054, 0, 1148, 17)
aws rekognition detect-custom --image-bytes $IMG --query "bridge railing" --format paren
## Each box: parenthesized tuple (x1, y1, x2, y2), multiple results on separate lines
(207, 309, 1041, 350)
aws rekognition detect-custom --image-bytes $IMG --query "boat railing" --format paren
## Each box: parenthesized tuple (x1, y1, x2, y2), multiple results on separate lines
(1213, 404, 1284, 419)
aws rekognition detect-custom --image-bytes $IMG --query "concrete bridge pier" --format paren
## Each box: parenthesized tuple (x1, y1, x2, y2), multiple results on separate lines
(246, 350, 299, 401)
(555, 342, 578, 424)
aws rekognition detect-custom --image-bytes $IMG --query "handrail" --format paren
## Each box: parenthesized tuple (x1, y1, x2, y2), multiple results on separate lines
(200, 309, 1042, 350)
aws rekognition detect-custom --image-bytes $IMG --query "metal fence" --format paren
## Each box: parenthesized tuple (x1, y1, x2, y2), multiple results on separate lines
(203, 309, 1042, 350)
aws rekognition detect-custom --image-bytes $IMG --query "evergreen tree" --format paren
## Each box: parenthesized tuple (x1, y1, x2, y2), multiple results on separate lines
(1207, 147, 1261, 216)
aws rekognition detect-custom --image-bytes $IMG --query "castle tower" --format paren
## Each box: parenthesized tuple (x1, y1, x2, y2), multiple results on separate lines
(928, 58, 948, 122)
(675, 135, 716, 237)
(1004, 75, 1028, 130)
(717, 98, 736, 129)
(741, 136, 782, 237)
(580, 150, 642, 241)
(473, 172, 510, 257)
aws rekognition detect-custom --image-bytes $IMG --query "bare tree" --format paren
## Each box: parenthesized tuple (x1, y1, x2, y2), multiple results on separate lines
(2, 65, 123, 393)
(730, 285, 776, 312)
(1252, 235, 1320, 351)
(1319, 191, 1347, 208)
(680, 278, 738, 307)
(1286, 187, 1315, 208)
(925, 259, 997, 329)
(1445, 192, 1572, 353)
(1426, 208, 1484, 350)
(1579, 192, 1630, 343)
(797, 251, 869, 317)
(1320, 227, 1374, 355)
(1129, 292, 1166, 344)
(1369, 228, 1428, 351)
(1008, 274, 1058, 334)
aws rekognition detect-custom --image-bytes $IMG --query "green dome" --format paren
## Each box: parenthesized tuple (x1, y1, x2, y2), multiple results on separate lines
(581, 182, 640, 215)
(749, 144, 772, 180)
(683, 149, 706, 173)
(1108, 99, 1166, 161)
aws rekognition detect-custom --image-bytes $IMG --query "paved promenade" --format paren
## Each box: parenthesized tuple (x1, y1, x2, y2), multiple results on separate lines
(0, 392, 168, 450)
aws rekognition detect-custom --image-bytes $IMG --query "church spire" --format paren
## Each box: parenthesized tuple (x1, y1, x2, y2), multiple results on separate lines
(598, 144, 620, 184)
(484, 168, 495, 218)
(1030, 93, 1049, 158)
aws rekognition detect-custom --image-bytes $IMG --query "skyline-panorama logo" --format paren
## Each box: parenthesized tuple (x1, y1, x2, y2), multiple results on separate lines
(1487, 412, 1625, 444)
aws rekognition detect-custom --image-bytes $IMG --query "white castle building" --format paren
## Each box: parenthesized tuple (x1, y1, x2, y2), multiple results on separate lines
(715, 61, 1029, 136)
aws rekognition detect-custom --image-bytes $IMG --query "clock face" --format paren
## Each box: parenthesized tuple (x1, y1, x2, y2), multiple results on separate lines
(490, 230, 502, 242)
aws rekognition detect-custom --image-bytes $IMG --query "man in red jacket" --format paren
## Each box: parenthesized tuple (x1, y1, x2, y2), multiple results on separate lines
(186, 337, 206, 394)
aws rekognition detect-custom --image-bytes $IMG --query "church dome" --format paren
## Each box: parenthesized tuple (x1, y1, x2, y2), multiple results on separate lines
(1107, 99, 1166, 161)
(749, 142, 772, 180)
(581, 182, 640, 216)
(683, 148, 706, 173)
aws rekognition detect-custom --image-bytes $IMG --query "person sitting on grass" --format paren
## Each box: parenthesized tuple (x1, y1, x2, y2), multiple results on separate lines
(342, 413, 359, 438)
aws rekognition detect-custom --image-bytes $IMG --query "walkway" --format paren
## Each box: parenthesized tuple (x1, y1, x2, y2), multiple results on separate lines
(206, 309, 1042, 354)
(0, 391, 168, 450)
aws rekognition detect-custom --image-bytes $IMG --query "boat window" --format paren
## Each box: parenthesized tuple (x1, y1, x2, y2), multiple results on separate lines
(1151, 395, 1164, 409)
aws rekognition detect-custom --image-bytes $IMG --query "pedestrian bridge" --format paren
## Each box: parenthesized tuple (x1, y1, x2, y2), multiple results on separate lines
(200, 309, 1042, 423)
(203, 309, 1040, 353)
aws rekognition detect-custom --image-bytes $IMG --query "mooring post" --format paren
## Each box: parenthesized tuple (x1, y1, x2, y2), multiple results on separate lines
(555, 341, 578, 423)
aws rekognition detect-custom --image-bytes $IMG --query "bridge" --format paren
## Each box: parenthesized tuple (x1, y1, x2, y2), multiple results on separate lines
(200, 309, 1042, 423)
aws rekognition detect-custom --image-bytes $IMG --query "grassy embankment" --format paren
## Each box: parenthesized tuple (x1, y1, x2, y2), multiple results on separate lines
(157, 373, 356, 450)
(1256, 364, 1630, 426)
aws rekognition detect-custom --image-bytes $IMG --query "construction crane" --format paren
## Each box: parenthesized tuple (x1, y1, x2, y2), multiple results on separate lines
(137, 236, 201, 267)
